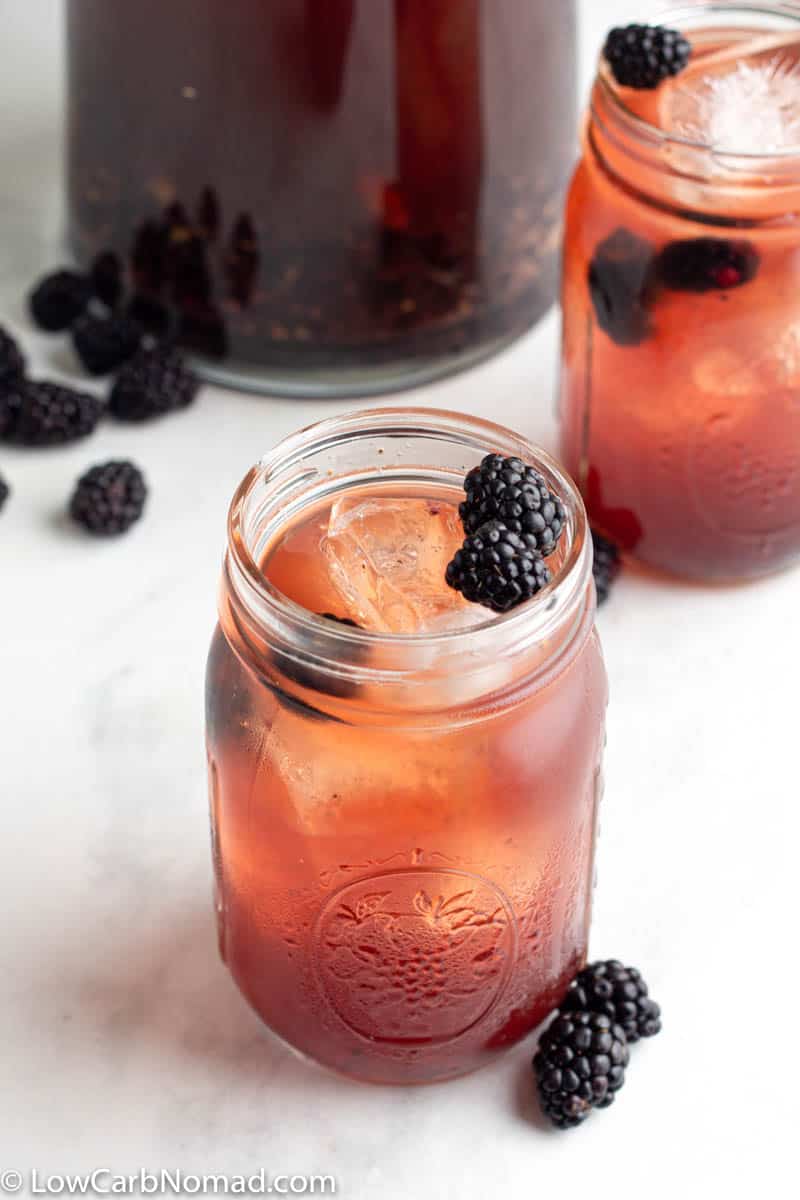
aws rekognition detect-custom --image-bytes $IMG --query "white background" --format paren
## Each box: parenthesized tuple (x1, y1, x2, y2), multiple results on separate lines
(0, 3, 795, 1197)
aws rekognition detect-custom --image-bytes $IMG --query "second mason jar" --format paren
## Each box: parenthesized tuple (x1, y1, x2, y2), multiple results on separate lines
(67, 1, 576, 395)
(560, 3, 800, 582)
(206, 409, 607, 1084)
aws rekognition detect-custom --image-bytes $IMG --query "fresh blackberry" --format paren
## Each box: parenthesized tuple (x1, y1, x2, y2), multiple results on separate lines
(446, 519, 552, 613)
(656, 238, 760, 292)
(591, 530, 621, 606)
(0, 474, 9, 511)
(29, 269, 92, 331)
(589, 229, 655, 347)
(604, 24, 691, 89)
(534, 1011, 629, 1129)
(0, 381, 103, 446)
(72, 313, 143, 376)
(69, 460, 147, 536)
(460, 454, 567, 555)
(561, 960, 662, 1043)
(0, 327, 26, 390)
(125, 294, 172, 339)
(109, 346, 199, 422)
(89, 251, 124, 309)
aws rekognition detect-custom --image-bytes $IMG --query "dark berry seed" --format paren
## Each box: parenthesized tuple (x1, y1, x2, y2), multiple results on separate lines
(656, 238, 759, 293)
(29, 270, 92, 331)
(69, 460, 147, 536)
(604, 24, 691, 90)
(589, 229, 656, 347)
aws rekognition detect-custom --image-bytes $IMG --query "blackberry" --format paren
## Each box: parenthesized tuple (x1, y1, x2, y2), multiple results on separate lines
(72, 313, 143, 376)
(589, 229, 655, 347)
(533, 1011, 629, 1130)
(125, 294, 172, 339)
(604, 24, 691, 90)
(69, 460, 147, 536)
(29, 270, 92, 331)
(109, 346, 199, 422)
(0, 474, 9, 511)
(591, 530, 621, 606)
(460, 454, 567, 554)
(0, 327, 26, 390)
(446, 519, 551, 613)
(657, 238, 760, 293)
(0, 381, 103, 446)
(89, 251, 124, 309)
(561, 960, 662, 1043)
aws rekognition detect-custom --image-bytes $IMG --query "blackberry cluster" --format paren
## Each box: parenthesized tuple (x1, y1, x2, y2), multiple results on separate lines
(446, 520, 551, 613)
(533, 959, 662, 1130)
(0, 327, 25, 390)
(656, 238, 760, 293)
(561, 960, 662, 1043)
(0, 381, 103, 446)
(534, 1012, 629, 1129)
(29, 270, 92, 331)
(69, 460, 147, 535)
(125, 294, 172, 338)
(588, 229, 655, 347)
(603, 24, 691, 89)
(109, 346, 199, 422)
(591, 530, 621, 606)
(460, 454, 566, 554)
(72, 313, 143, 375)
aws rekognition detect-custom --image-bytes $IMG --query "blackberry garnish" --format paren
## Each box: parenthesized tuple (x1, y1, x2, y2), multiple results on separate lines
(561, 960, 662, 1044)
(69, 460, 147, 536)
(125, 294, 172, 339)
(446, 519, 551, 613)
(0, 327, 26, 391)
(109, 345, 199, 422)
(72, 313, 143, 376)
(604, 24, 691, 90)
(0, 474, 9, 511)
(589, 229, 655, 347)
(534, 1011, 630, 1130)
(90, 251, 124, 310)
(591, 530, 621, 606)
(29, 270, 92, 332)
(460, 454, 567, 555)
(0, 381, 103, 446)
(656, 238, 760, 292)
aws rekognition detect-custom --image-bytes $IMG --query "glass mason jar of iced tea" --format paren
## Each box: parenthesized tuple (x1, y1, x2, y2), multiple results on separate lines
(66, 0, 576, 396)
(205, 409, 607, 1084)
(560, 3, 800, 581)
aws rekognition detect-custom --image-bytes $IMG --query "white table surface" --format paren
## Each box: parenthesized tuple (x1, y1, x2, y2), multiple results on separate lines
(1, 3, 795, 1197)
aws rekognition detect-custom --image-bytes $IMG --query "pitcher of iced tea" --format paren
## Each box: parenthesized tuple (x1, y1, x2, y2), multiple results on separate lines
(206, 410, 607, 1084)
(560, 3, 800, 581)
(66, 0, 576, 395)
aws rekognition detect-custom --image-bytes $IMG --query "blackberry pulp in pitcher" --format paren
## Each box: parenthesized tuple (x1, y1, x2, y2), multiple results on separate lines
(67, 1, 576, 394)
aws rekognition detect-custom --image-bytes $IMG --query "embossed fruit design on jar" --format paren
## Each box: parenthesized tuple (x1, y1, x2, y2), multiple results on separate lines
(206, 410, 607, 1083)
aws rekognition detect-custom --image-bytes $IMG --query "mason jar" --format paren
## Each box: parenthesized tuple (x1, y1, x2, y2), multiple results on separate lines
(66, 0, 576, 396)
(205, 409, 607, 1084)
(559, 2, 800, 581)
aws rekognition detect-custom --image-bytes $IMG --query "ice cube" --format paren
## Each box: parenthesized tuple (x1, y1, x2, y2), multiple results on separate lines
(661, 56, 800, 155)
(323, 497, 470, 634)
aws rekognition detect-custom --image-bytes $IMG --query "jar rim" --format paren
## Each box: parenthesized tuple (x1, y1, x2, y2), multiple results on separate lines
(222, 407, 593, 706)
(595, 2, 800, 171)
